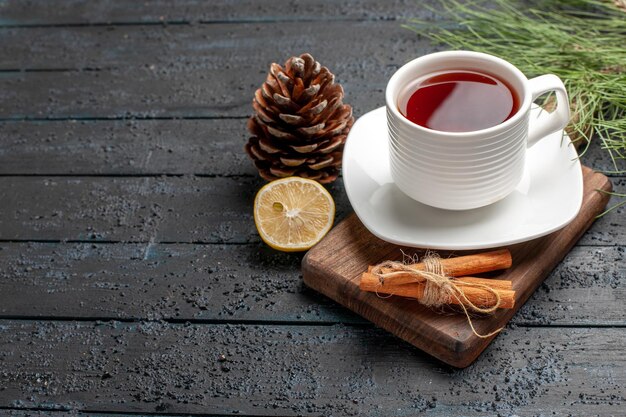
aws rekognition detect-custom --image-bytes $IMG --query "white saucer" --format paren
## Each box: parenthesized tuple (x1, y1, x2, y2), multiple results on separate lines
(342, 107, 583, 250)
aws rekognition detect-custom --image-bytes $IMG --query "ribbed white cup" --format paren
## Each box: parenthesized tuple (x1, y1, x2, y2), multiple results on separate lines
(386, 51, 570, 210)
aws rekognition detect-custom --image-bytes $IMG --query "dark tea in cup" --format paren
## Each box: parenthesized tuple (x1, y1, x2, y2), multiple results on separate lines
(398, 70, 520, 132)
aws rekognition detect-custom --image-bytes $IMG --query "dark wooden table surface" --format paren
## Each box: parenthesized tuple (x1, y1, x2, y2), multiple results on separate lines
(0, 1, 624, 416)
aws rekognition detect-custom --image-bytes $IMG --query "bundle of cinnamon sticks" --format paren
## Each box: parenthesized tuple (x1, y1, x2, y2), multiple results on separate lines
(360, 249, 515, 310)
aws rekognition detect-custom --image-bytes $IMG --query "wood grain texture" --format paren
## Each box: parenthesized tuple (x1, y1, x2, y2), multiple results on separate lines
(0, 175, 622, 245)
(303, 167, 612, 367)
(0, 21, 429, 119)
(0, 0, 431, 26)
(1, 320, 625, 416)
(0, 68, 392, 120)
(0, 176, 351, 243)
(3, 413, 199, 417)
(0, 176, 254, 243)
(0, 119, 256, 176)
(0, 242, 359, 323)
(0, 21, 426, 70)
(0, 242, 622, 325)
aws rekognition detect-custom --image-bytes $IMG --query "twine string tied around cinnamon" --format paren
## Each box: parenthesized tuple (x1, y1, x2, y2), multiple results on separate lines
(370, 252, 503, 338)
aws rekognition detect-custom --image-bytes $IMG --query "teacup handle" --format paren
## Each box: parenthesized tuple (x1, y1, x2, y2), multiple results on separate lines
(527, 74, 570, 147)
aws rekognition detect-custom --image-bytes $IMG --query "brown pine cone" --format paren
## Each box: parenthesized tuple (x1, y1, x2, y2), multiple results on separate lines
(245, 53, 354, 184)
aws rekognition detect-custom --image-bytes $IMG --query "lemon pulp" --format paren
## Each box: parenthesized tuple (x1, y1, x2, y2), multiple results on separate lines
(254, 177, 335, 251)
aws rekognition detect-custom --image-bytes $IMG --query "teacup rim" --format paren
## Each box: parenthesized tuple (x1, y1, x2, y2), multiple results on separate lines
(386, 50, 532, 138)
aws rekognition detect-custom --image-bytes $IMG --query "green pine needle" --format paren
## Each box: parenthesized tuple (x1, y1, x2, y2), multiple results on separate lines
(595, 188, 626, 217)
(404, 0, 626, 173)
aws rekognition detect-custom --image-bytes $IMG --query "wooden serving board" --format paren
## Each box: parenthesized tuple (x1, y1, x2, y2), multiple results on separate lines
(302, 166, 611, 368)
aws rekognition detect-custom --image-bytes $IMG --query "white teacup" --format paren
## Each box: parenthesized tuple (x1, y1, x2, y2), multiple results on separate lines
(386, 51, 570, 210)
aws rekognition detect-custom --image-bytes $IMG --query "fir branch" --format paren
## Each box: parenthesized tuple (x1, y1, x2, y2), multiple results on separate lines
(405, 0, 626, 173)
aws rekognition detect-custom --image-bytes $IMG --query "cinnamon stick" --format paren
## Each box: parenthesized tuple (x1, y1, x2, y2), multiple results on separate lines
(360, 272, 515, 309)
(367, 249, 512, 285)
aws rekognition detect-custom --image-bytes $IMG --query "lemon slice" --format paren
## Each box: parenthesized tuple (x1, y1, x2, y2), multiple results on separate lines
(254, 177, 335, 252)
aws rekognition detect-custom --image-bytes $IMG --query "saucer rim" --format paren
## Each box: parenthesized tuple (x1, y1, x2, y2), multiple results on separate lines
(342, 106, 584, 250)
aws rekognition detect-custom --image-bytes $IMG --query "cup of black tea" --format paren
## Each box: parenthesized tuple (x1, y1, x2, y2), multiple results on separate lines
(386, 51, 570, 210)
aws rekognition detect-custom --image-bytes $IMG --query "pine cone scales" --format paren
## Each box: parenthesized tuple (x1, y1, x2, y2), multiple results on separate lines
(245, 53, 354, 183)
